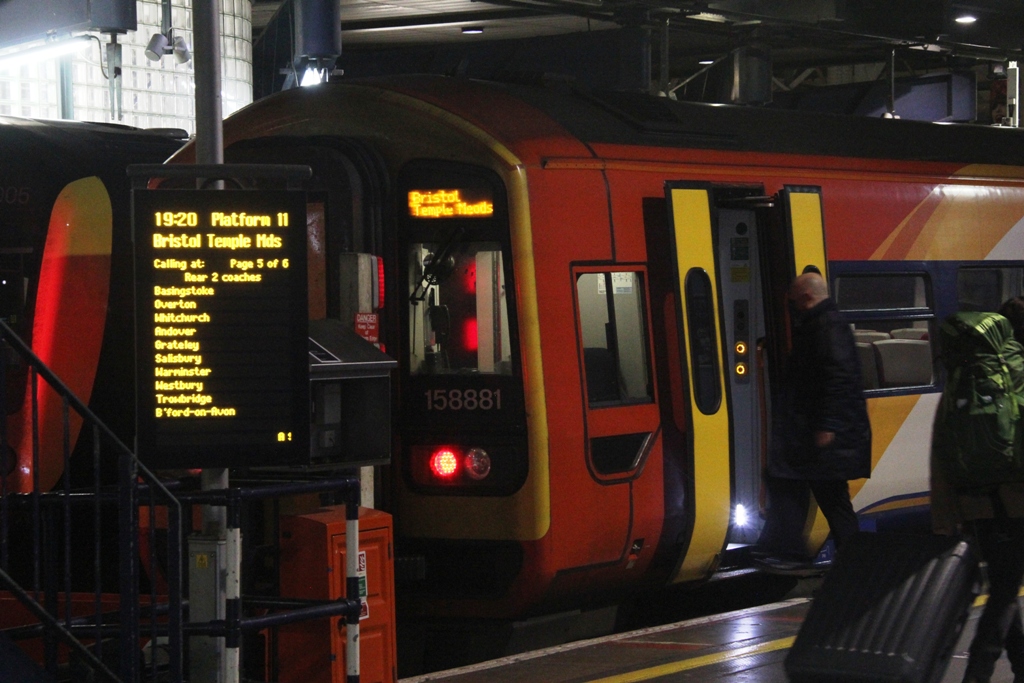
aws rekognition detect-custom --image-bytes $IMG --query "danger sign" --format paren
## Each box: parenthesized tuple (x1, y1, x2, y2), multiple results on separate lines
(354, 313, 379, 343)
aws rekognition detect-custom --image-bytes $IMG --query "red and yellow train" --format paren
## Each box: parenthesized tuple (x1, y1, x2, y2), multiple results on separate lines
(183, 75, 1024, 619)
(10, 77, 1024, 627)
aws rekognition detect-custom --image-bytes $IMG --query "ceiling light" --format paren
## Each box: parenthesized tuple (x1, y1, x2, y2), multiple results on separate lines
(462, 26, 484, 34)
(955, 14, 977, 24)
(0, 35, 92, 69)
(699, 59, 715, 65)
(171, 36, 191, 64)
(300, 66, 324, 87)
(145, 33, 169, 61)
(145, 32, 191, 63)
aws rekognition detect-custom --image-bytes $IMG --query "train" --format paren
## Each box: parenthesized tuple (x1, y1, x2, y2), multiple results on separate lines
(160, 75, 1024, 623)
(0, 117, 186, 491)
(9, 75, 1024, 633)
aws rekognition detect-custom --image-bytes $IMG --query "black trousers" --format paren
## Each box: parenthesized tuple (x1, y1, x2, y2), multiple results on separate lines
(965, 516, 1024, 680)
(758, 476, 860, 557)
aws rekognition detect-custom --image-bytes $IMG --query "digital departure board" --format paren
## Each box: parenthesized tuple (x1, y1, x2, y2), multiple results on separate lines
(133, 189, 309, 468)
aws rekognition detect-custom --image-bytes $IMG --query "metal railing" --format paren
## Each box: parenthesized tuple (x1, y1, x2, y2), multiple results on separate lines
(0, 319, 365, 682)
(0, 318, 184, 682)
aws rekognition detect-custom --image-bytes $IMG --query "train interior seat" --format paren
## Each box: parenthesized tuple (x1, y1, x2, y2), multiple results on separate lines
(583, 347, 621, 402)
(873, 339, 933, 388)
(890, 327, 929, 340)
(852, 329, 890, 344)
(856, 342, 880, 390)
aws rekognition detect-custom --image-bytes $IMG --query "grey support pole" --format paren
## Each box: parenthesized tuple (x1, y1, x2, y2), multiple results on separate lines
(346, 499, 361, 683)
(194, 0, 223, 168)
(106, 35, 123, 121)
(191, 1, 231, 680)
(58, 54, 74, 120)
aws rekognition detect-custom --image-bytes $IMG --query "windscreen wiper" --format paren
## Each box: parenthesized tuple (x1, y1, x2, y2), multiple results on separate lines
(410, 226, 466, 304)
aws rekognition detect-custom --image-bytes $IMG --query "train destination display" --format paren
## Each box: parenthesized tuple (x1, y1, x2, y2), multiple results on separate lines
(407, 189, 494, 218)
(134, 189, 309, 468)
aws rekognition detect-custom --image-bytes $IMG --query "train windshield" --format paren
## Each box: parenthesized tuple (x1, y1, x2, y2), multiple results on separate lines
(408, 238, 512, 375)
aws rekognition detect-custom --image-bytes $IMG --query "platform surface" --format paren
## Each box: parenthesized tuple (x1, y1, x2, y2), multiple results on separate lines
(400, 592, 1019, 683)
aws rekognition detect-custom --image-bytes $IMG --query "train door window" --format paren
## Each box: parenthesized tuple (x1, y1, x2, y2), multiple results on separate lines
(684, 268, 721, 414)
(408, 240, 512, 375)
(957, 267, 1024, 312)
(576, 271, 652, 406)
(833, 273, 935, 391)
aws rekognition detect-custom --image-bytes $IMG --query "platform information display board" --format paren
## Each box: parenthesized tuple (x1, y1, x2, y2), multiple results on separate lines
(133, 189, 309, 468)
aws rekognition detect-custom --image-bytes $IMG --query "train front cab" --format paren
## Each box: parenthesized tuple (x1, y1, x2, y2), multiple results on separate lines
(392, 170, 838, 610)
(2, 174, 129, 494)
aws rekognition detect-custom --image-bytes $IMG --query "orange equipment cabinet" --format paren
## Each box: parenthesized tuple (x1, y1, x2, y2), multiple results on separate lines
(277, 506, 397, 683)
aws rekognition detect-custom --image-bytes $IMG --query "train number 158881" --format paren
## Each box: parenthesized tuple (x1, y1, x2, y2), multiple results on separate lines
(425, 389, 501, 411)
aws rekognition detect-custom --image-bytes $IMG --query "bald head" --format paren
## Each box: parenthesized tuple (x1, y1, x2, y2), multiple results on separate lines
(790, 272, 829, 312)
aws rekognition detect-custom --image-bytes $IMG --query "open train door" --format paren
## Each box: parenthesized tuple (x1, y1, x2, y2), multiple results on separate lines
(663, 183, 732, 582)
(779, 186, 828, 282)
(775, 185, 833, 558)
(661, 183, 831, 583)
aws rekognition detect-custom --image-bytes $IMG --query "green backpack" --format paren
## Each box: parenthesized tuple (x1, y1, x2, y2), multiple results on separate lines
(935, 311, 1024, 491)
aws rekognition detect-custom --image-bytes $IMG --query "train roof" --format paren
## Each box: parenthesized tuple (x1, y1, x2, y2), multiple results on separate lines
(0, 116, 187, 174)
(364, 75, 1024, 168)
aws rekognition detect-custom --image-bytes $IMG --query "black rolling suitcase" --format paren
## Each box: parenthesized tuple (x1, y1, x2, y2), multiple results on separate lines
(784, 532, 980, 683)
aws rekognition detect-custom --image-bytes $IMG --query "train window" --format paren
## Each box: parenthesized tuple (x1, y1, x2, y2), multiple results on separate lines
(408, 240, 512, 375)
(957, 267, 1024, 312)
(835, 274, 935, 390)
(833, 274, 929, 311)
(576, 272, 652, 406)
(684, 269, 721, 413)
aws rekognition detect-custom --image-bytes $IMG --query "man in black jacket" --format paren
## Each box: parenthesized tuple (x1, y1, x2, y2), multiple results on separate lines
(756, 271, 872, 569)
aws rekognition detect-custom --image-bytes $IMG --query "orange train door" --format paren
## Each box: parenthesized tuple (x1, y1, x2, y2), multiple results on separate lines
(571, 266, 660, 567)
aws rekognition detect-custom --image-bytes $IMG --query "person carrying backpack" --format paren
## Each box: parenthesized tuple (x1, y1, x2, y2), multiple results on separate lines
(932, 302, 1024, 683)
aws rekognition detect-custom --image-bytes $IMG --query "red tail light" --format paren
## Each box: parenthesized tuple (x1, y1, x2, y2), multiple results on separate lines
(376, 256, 385, 310)
(411, 444, 499, 488)
(429, 448, 460, 478)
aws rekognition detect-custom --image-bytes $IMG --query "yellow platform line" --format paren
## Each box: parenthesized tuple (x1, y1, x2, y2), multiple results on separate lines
(584, 636, 796, 683)
(585, 588, 1024, 683)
